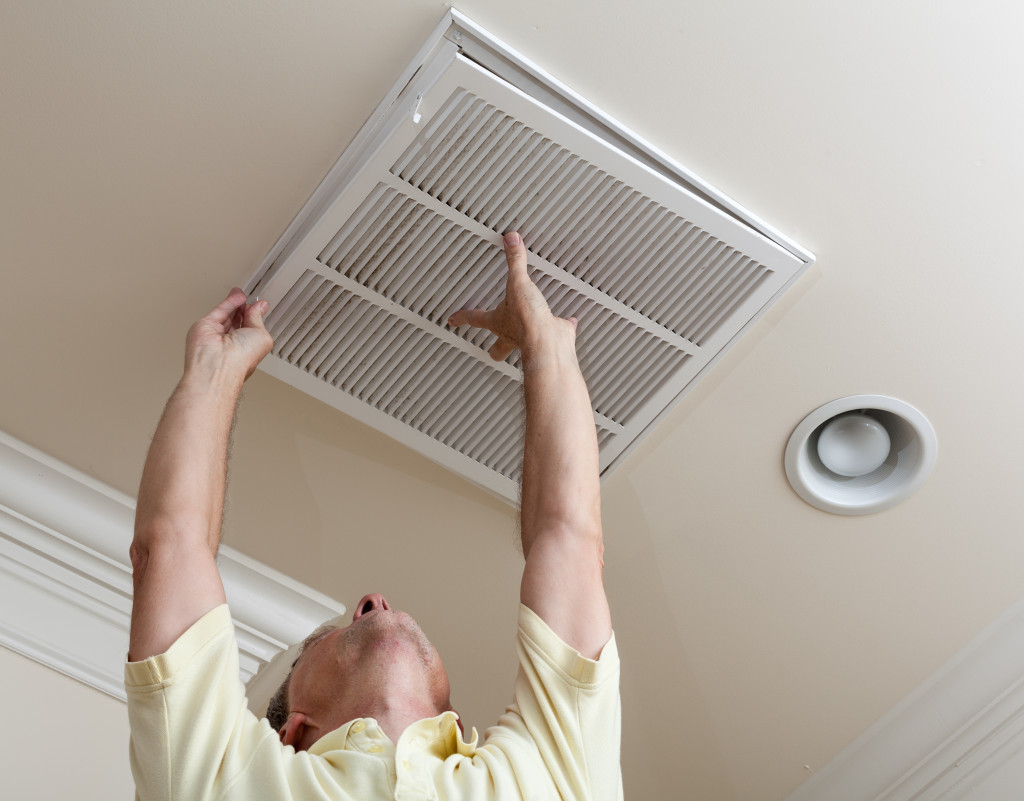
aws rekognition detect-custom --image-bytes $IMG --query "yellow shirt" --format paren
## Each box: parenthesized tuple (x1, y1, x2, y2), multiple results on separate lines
(125, 604, 621, 801)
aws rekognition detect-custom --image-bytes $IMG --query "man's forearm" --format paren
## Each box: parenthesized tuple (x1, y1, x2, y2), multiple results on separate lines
(134, 371, 243, 554)
(128, 371, 241, 660)
(519, 331, 602, 554)
(518, 321, 611, 660)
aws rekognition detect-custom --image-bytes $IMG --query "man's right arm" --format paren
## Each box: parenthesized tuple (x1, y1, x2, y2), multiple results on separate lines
(128, 289, 272, 661)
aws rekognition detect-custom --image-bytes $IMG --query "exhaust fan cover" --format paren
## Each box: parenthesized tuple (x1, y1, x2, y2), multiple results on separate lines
(246, 10, 814, 503)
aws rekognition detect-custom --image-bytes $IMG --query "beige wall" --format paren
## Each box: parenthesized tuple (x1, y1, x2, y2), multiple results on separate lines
(1, 646, 135, 799)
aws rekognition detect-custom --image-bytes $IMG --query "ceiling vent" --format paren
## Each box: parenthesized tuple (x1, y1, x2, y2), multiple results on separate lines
(246, 10, 814, 503)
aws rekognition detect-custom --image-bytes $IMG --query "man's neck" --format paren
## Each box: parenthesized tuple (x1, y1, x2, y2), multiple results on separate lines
(319, 667, 448, 744)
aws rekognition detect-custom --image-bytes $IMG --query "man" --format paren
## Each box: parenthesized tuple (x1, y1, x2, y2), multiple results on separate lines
(126, 232, 621, 801)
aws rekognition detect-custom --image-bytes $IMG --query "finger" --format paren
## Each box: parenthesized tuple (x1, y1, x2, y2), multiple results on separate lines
(489, 336, 516, 362)
(206, 287, 248, 326)
(448, 308, 495, 330)
(502, 231, 528, 280)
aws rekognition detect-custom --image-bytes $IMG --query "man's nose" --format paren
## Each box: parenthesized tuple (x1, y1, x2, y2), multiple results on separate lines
(353, 593, 390, 621)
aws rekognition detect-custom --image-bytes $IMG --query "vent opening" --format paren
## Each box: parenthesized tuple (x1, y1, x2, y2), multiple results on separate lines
(247, 10, 813, 503)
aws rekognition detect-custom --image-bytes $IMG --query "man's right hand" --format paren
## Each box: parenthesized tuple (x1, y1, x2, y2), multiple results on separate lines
(184, 288, 273, 385)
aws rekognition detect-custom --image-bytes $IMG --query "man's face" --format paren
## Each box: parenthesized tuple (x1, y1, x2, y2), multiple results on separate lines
(284, 594, 451, 744)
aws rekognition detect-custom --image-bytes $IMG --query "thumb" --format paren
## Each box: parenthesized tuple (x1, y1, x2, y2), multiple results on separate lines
(243, 299, 271, 330)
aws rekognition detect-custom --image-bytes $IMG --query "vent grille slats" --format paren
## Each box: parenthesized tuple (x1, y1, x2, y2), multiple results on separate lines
(272, 272, 526, 481)
(311, 185, 691, 425)
(391, 91, 776, 346)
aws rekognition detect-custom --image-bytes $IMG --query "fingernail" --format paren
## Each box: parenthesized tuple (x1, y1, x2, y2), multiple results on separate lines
(503, 231, 521, 247)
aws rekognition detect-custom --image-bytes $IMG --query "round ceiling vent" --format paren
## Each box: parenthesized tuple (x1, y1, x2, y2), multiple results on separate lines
(784, 395, 937, 515)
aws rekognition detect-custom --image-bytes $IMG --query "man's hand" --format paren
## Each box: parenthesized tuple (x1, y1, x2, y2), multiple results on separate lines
(449, 232, 577, 363)
(450, 233, 612, 659)
(185, 287, 273, 384)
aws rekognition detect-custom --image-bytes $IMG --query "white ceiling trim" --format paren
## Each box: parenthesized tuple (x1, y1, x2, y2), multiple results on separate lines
(786, 593, 1024, 801)
(0, 429, 345, 702)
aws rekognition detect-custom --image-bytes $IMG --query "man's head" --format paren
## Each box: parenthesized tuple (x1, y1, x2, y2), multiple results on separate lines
(267, 593, 453, 751)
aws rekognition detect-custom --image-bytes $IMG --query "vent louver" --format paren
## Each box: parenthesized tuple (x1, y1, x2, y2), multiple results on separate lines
(247, 11, 813, 502)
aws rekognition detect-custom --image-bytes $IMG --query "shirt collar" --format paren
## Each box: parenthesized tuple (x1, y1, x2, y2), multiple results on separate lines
(309, 711, 478, 759)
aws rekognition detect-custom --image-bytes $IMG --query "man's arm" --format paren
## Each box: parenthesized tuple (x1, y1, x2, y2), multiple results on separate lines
(128, 289, 272, 662)
(450, 232, 611, 659)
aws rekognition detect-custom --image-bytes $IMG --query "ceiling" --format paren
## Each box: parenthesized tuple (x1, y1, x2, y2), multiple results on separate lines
(3, 1, 1023, 799)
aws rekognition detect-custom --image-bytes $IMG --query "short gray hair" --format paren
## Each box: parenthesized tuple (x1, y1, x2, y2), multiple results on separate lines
(266, 670, 293, 732)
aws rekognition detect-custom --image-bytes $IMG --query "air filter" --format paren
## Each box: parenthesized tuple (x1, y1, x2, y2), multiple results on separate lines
(246, 10, 814, 502)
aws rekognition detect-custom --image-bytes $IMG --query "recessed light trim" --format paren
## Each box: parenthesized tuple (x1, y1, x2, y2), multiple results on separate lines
(785, 395, 937, 515)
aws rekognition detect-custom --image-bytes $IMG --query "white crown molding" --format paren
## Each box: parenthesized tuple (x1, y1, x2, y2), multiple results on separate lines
(786, 593, 1024, 801)
(0, 430, 345, 703)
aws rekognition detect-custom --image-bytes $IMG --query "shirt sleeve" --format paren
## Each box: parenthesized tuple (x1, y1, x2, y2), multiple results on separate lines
(482, 603, 623, 801)
(124, 605, 288, 801)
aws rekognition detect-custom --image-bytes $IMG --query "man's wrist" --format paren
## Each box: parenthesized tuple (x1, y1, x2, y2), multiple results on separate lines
(520, 320, 579, 373)
(179, 362, 246, 400)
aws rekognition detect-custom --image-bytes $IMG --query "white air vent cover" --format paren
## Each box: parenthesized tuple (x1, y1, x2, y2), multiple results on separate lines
(247, 10, 814, 503)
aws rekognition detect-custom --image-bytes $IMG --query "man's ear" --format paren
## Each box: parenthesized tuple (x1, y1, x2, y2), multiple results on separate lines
(279, 712, 313, 751)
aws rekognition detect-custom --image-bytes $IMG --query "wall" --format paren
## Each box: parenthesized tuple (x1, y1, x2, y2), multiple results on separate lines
(1, 646, 135, 799)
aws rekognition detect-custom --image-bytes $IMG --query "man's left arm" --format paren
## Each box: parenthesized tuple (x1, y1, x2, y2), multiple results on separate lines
(450, 232, 611, 658)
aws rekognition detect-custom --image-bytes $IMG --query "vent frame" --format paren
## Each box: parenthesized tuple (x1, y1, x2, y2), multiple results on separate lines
(246, 11, 814, 504)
